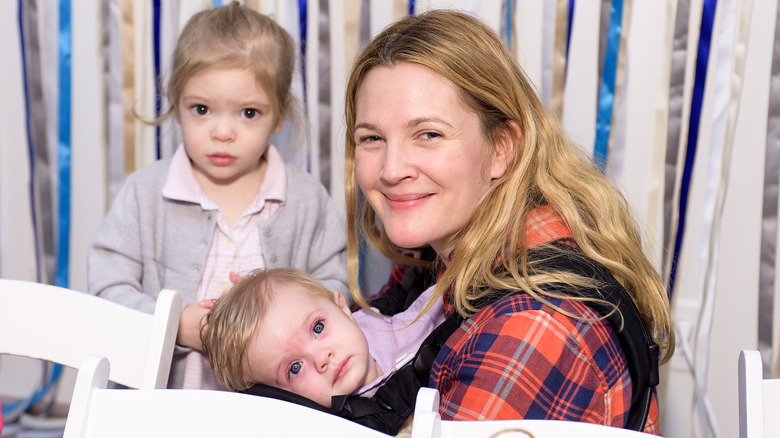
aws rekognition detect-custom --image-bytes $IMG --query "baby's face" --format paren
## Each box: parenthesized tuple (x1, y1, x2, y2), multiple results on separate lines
(243, 284, 381, 407)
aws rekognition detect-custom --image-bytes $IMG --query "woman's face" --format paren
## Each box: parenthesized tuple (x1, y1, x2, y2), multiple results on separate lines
(354, 63, 508, 259)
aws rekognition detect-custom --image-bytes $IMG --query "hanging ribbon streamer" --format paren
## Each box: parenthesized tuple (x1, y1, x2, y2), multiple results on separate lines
(666, 0, 718, 300)
(662, 0, 691, 281)
(693, 1, 750, 435)
(540, 0, 556, 109)
(56, 0, 72, 289)
(759, 0, 780, 377)
(644, 0, 677, 269)
(593, 0, 623, 173)
(121, 0, 136, 178)
(501, 0, 517, 49)
(153, 0, 161, 159)
(566, 0, 574, 71)
(604, 0, 632, 182)
(19, 0, 56, 286)
(104, 0, 125, 203)
(299, 0, 308, 107)
(303, 0, 320, 182)
(550, 0, 569, 119)
(408, 0, 414, 15)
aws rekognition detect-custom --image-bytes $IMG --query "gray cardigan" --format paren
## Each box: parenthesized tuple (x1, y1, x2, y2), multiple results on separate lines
(87, 156, 348, 387)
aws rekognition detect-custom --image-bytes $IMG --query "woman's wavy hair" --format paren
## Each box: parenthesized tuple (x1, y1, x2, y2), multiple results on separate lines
(343, 9, 673, 362)
(201, 268, 335, 391)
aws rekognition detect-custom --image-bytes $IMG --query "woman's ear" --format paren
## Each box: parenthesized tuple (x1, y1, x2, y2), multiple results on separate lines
(489, 120, 520, 179)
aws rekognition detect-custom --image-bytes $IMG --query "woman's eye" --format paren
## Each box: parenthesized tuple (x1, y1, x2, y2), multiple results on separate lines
(420, 131, 441, 140)
(193, 105, 209, 116)
(242, 108, 259, 119)
(287, 362, 302, 381)
(313, 320, 325, 336)
(358, 135, 382, 144)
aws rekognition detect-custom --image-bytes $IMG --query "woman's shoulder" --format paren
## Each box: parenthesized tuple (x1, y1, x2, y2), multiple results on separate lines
(457, 292, 621, 367)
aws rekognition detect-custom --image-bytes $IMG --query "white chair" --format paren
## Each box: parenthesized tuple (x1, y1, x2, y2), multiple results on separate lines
(0, 279, 181, 389)
(738, 349, 780, 438)
(409, 387, 654, 438)
(63, 355, 393, 438)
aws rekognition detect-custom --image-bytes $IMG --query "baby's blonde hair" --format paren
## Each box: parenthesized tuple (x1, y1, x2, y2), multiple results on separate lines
(202, 268, 335, 391)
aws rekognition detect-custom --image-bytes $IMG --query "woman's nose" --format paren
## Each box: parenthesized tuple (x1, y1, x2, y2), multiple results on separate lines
(380, 142, 416, 183)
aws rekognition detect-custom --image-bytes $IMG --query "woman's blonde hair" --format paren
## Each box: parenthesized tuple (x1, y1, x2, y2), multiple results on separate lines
(344, 10, 674, 362)
(154, 2, 299, 131)
(202, 268, 335, 391)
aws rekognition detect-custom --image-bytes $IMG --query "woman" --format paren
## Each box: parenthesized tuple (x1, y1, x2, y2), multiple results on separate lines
(344, 10, 673, 434)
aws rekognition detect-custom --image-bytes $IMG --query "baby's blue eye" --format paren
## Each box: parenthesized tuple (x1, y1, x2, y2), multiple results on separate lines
(313, 320, 324, 335)
(288, 362, 302, 380)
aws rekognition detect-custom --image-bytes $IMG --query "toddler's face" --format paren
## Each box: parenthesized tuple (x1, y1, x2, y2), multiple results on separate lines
(178, 66, 283, 188)
(243, 284, 381, 407)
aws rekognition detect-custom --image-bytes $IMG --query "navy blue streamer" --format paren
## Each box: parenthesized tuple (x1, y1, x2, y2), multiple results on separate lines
(567, 0, 575, 74)
(153, 0, 161, 158)
(666, 0, 719, 299)
(299, 0, 307, 105)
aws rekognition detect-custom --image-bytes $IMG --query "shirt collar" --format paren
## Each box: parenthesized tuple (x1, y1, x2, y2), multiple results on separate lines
(161, 144, 287, 206)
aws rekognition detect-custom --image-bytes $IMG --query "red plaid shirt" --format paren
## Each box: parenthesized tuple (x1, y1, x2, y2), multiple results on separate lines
(431, 207, 660, 434)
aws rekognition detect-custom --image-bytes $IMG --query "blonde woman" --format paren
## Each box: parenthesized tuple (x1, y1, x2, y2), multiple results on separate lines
(344, 10, 673, 434)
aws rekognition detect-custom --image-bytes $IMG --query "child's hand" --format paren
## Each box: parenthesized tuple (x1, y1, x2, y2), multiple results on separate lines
(177, 303, 210, 351)
(198, 298, 215, 309)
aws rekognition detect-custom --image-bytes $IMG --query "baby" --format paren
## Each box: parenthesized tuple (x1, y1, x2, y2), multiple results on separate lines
(201, 267, 444, 408)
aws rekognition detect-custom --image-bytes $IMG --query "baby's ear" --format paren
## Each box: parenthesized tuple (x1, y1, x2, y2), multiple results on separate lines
(333, 292, 355, 320)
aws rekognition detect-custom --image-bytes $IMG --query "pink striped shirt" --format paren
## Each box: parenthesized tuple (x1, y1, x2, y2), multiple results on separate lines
(163, 144, 287, 389)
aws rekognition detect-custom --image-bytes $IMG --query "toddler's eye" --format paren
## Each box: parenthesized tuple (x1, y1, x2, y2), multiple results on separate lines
(313, 320, 324, 335)
(287, 362, 302, 381)
(242, 108, 259, 119)
(193, 105, 209, 116)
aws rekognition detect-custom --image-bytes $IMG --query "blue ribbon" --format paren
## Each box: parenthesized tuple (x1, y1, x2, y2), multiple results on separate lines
(566, 0, 575, 77)
(667, 0, 719, 299)
(594, 0, 623, 173)
(56, 0, 71, 289)
(408, 0, 415, 16)
(504, 0, 515, 48)
(299, 0, 307, 104)
(153, 0, 161, 159)
(1, 363, 63, 416)
(212, 0, 222, 7)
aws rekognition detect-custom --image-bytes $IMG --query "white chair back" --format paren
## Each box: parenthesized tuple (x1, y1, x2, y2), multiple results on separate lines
(409, 387, 654, 437)
(0, 279, 180, 389)
(739, 349, 780, 438)
(63, 355, 393, 438)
